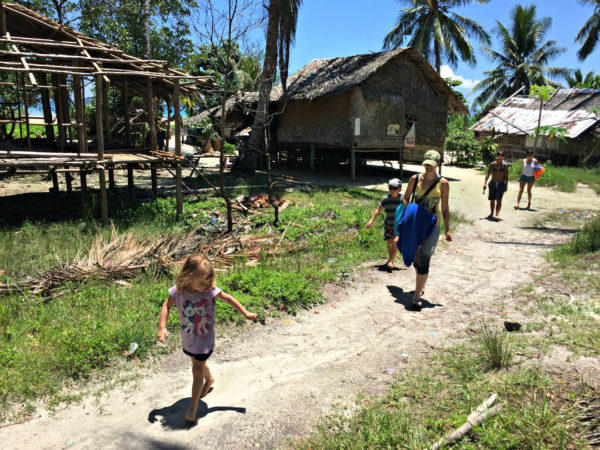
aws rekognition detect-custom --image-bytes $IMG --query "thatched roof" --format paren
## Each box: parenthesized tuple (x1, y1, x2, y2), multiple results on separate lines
(471, 89, 600, 138)
(270, 48, 468, 114)
(0, 2, 212, 99)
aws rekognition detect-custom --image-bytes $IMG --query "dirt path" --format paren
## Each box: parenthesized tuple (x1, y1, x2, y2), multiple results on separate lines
(2, 165, 599, 449)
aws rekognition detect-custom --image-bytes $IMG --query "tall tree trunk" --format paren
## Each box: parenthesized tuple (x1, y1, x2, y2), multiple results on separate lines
(434, 39, 441, 74)
(144, 0, 151, 59)
(244, 0, 279, 172)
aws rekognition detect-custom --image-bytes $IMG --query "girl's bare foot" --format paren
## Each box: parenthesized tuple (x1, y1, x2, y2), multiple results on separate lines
(184, 414, 196, 423)
(386, 262, 394, 270)
(200, 377, 215, 398)
(514, 204, 519, 209)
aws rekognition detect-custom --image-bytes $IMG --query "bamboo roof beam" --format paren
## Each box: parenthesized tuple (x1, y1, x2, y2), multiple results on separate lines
(0, 49, 167, 65)
(76, 37, 109, 84)
(5, 32, 37, 86)
(0, 36, 123, 53)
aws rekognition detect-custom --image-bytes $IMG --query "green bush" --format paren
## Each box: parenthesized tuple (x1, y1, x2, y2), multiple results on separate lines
(552, 215, 600, 257)
(445, 130, 481, 167)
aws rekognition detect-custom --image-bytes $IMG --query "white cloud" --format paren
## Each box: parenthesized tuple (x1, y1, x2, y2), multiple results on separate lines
(440, 65, 479, 90)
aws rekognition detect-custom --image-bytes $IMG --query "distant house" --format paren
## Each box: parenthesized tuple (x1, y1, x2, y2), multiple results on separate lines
(471, 89, 600, 166)
(202, 48, 466, 179)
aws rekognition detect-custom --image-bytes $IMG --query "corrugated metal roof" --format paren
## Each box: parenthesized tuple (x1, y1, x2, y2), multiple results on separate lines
(471, 90, 600, 138)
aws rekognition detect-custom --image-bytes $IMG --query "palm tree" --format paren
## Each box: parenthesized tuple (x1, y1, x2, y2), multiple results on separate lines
(576, 0, 600, 60)
(565, 69, 600, 88)
(244, 0, 302, 170)
(470, 5, 569, 110)
(383, 0, 492, 74)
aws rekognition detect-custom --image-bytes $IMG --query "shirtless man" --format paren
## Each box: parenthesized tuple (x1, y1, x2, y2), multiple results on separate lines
(483, 150, 509, 221)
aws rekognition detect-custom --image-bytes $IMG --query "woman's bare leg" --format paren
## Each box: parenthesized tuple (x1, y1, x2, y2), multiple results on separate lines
(515, 180, 525, 208)
(526, 182, 533, 208)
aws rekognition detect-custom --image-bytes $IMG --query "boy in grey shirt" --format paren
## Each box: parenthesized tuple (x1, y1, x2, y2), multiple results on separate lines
(365, 178, 404, 271)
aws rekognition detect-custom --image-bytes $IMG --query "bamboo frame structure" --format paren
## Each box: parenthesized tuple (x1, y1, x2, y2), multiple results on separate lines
(0, 2, 214, 222)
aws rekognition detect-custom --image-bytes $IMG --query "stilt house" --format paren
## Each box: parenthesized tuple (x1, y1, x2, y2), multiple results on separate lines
(470, 89, 600, 166)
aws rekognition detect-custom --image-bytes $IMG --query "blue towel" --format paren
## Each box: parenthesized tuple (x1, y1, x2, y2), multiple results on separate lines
(393, 203, 406, 236)
(395, 203, 437, 267)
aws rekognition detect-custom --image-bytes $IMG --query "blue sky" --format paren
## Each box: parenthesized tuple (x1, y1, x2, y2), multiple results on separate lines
(287, 0, 600, 102)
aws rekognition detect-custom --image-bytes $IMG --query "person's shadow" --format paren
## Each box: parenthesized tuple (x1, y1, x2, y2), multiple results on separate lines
(148, 398, 246, 429)
(387, 285, 443, 311)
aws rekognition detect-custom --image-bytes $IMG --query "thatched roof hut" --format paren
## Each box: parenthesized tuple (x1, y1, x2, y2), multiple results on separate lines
(211, 48, 466, 178)
(471, 89, 600, 165)
(273, 48, 466, 178)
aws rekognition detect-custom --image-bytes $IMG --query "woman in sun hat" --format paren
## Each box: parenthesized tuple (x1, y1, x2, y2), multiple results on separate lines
(402, 149, 452, 310)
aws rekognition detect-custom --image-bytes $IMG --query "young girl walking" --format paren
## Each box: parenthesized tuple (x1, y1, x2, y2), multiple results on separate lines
(157, 254, 257, 422)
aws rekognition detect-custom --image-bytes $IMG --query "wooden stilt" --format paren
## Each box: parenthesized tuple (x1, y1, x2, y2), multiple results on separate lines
(95, 74, 108, 224)
(310, 145, 315, 172)
(151, 163, 158, 199)
(15, 75, 23, 140)
(50, 168, 59, 194)
(123, 79, 131, 147)
(0, 2, 6, 41)
(350, 147, 356, 181)
(108, 165, 115, 189)
(127, 165, 134, 192)
(173, 79, 182, 217)
(79, 168, 88, 213)
(65, 172, 72, 193)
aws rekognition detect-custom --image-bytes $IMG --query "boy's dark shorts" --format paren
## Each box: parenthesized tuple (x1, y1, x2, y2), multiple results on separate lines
(383, 227, 396, 241)
(183, 348, 213, 361)
(488, 181, 506, 201)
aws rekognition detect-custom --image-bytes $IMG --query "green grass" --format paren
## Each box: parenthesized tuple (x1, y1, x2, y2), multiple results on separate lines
(2, 124, 58, 139)
(294, 211, 600, 449)
(508, 160, 600, 193)
(0, 185, 473, 419)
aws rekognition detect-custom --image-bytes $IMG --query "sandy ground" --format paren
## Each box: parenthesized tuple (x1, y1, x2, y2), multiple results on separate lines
(1, 163, 599, 449)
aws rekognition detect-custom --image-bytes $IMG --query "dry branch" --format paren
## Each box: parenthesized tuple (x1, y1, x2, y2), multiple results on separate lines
(430, 394, 502, 450)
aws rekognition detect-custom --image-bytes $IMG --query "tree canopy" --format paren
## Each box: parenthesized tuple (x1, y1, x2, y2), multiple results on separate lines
(470, 5, 569, 110)
(575, 0, 600, 60)
(383, 0, 491, 73)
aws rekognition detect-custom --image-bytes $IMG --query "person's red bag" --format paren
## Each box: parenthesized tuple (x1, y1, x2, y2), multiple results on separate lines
(533, 164, 545, 180)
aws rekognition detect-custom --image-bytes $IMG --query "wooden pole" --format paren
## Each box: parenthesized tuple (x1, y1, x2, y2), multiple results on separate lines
(165, 99, 171, 151)
(0, 2, 6, 40)
(20, 74, 32, 151)
(310, 145, 315, 172)
(53, 74, 66, 151)
(73, 72, 85, 155)
(65, 172, 72, 193)
(173, 79, 182, 217)
(350, 147, 356, 181)
(151, 163, 158, 199)
(127, 165, 134, 192)
(50, 168, 59, 194)
(79, 168, 88, 213)
(146, 78, 157, 151)
(102, 79, 111, 143)
(40, 74, 55, 141)
(95, 74, 108, 224)
(81, 77, 88, 152)
(123, 79, 131, 147)
(108, 165, 115, 189)
(15, 76, 23, 140)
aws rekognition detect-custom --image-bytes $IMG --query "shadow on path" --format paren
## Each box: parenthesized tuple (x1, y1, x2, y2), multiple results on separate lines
(386, 285, 443, 311)
(148, 398, 246, 430)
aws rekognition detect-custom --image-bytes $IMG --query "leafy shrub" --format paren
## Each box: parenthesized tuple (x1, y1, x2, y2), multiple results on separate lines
(480, 137, 498, 164)
(552, 215, 600, 256)
(445, 130, 481, 167)
(223, 142, 237, 155)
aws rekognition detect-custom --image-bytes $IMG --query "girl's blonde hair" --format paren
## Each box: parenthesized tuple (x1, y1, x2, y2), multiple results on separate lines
(175, 254, 214, 293)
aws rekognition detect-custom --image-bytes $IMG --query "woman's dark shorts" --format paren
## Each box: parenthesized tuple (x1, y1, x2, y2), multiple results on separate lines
(183, 348, 213, 361)
(488, 181, 506, 201)
(520, 175, 535, 183)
